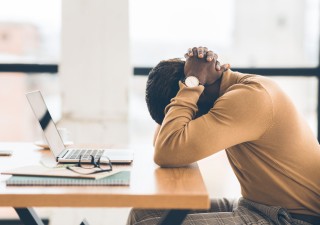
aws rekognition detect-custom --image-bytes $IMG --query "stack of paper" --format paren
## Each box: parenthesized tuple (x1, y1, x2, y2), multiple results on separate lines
(1, 165, 130, 186)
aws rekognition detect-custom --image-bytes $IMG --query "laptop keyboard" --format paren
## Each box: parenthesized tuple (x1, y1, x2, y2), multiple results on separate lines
(66, 149, 104, 160)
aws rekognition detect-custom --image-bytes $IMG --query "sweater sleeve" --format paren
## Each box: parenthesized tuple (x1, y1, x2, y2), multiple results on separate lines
(154, 81, 273, 167)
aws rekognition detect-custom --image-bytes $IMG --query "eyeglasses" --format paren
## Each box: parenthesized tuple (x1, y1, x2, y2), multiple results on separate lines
(66, 155, 113, 175)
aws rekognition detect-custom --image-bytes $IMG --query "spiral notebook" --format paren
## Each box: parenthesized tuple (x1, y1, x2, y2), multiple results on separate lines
(6, 171, 130, 186)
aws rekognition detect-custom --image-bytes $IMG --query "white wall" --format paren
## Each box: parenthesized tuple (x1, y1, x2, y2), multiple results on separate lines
(59, 0, 131, 145)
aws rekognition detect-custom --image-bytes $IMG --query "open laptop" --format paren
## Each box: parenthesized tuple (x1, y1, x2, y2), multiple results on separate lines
(26, 90, 133, 164)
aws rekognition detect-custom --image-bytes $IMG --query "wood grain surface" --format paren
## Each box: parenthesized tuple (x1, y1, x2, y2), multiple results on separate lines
(0, 142, 210, 209)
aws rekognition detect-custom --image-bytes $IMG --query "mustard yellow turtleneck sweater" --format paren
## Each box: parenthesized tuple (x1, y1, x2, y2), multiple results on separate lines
(154, 69, 320, 216)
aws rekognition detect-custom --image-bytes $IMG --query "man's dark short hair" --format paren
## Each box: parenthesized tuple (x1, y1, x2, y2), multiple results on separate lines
(146, 58, 185, 124)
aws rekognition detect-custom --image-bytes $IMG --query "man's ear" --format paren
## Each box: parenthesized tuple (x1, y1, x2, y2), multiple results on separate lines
(153, 124, 161, 146)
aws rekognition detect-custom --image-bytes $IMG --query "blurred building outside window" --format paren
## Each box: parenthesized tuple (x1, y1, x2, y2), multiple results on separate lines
(0, 0, 60, 63)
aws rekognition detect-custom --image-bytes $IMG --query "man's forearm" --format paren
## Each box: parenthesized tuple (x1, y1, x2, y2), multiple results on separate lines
(154, 82, 204, 167)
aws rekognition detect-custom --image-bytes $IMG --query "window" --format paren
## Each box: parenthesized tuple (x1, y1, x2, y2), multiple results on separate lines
(130, 0, 319, 68)
(0, 0, 60, 141)
(0, 0, 60, 64)
(0, 0, 319, 141)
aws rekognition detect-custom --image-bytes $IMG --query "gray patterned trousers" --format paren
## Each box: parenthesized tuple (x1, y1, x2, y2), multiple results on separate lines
(127, 198, 312, 225)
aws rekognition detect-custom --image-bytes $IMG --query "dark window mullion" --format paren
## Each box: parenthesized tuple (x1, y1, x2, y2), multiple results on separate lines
(0, 64, 58, 73)
(134, 67, 320, 76)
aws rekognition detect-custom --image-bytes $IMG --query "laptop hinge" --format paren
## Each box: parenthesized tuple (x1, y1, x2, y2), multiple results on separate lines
(57, 149, 69, 160)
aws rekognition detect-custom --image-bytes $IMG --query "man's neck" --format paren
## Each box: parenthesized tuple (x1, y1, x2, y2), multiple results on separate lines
(196, 73, 223, 116)
(205, 75, 222, 99)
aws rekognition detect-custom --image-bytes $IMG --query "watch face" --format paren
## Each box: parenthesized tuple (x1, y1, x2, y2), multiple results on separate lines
(185, 76, 200, 87)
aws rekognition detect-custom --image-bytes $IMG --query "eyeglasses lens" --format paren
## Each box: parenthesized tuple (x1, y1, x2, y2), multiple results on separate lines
(79, 155, 96, 169)
(98, 156, 112, 170)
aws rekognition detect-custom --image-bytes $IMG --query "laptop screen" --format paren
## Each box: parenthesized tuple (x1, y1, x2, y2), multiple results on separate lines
(26, 91, 65, 158)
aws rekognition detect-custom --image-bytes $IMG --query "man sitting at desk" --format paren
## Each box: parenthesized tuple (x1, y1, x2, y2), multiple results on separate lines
(127, 47, 320, 225)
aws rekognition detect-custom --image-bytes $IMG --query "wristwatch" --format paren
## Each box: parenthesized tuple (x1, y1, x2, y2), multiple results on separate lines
(184, 76, 201, 87)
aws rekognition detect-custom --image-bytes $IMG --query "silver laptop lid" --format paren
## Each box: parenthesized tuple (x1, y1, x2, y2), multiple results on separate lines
(26, 90, 65, 157)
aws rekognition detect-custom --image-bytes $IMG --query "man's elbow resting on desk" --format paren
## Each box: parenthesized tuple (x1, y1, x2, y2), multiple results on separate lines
(154, 154, 192, 168)
(153, 142, 196, 167)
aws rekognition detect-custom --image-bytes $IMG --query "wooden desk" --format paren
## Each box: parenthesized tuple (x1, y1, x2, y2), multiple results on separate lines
(0, 142, 210, 225)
